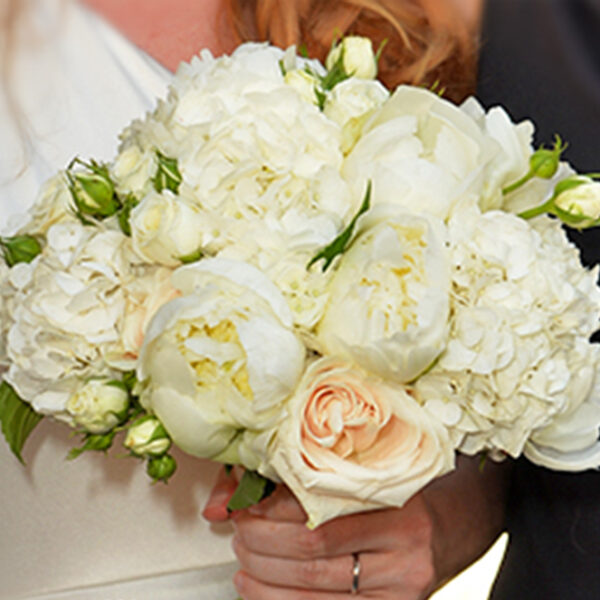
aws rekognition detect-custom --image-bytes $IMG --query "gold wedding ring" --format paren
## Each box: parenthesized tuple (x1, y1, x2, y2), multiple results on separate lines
(351, 552, 361, 595)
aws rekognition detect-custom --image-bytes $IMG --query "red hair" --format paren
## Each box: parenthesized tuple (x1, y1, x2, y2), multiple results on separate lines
(226, 0, 478, 102)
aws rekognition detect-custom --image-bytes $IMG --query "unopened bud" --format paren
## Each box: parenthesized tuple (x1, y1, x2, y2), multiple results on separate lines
(124, 416, 171, 457)
(529, 136, 565, 180)
(67, 158, 119, 218)
(147, 453, 177, 483)
(0, 235, 42, 266)
(553, 177, 600, 229)
(326, 36, 377, 80)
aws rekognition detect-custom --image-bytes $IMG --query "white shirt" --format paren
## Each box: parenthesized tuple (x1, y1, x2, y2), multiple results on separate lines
(0, 1, 236, 598)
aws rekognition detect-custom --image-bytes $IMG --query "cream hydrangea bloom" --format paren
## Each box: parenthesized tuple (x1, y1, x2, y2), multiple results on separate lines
(5, 221, 176, 421)
(117, 43, 357, 259)
(414, 206, 600, 467)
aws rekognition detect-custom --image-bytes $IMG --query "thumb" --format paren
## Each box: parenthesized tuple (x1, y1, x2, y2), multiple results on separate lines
(202, 466, 238, 522)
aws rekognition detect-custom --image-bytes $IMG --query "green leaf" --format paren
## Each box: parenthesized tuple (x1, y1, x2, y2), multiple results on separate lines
(0, 381, 43, 464)
(307, 180, 372, 272)
(227, 470, 275, 512)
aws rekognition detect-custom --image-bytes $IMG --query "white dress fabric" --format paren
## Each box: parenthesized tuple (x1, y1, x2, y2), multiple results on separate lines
(0, 1, 237, 598)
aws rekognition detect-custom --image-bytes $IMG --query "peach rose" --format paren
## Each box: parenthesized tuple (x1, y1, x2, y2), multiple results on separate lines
(268, 357, 455, 527)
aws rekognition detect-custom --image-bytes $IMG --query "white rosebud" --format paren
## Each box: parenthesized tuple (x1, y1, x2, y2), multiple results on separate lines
(284, 69, 319, 105)
(111, 145, 157, 196)
(66, 380, 129, 434)
(124, 416, 171, 457)
(130, 190, 205, 266)
(554, 180, 600, 229)
(326, 36, 377, 80)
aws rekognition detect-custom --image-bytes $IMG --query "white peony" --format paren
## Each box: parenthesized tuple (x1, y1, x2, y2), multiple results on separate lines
(317, 207, 450, 383)
(137, 258, 306, 470)
(342, 86, 492, 220)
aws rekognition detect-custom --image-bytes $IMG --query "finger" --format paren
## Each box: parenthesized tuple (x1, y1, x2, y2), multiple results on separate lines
(234, 570, 377, 600)
(202, 466, 238, 522)
(233, 499, 430, 559)
(233, 536, 402, 592)
(247, 485, 307, 522)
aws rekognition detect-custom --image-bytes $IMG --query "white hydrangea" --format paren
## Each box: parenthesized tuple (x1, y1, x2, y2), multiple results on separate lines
(414, 207, 600, 466)
(117, 43, 358, 259)
(5, 221, 176, 421)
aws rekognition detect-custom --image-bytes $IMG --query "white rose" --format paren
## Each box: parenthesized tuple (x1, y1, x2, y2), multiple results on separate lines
(554, 180, 600, 228)
(66, 379, 129, 434)
(326, 36, 377, 80)
(111, 144, 157, 196)
(343, 86, 491, 220)
(124, 416, 171, 456)
(137, 259, 305, 468)
(7, 172, 74, 237)
(130, 190, 205, 266)
(318, 208, 450, 383)
(269, 357, 455, 527)
(324, 79, 389, 152)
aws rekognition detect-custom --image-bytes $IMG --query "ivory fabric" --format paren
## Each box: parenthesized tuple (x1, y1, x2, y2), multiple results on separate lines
(0, 1, 237, 598)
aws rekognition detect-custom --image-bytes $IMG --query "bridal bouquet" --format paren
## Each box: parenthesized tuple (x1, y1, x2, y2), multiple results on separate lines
(2, 36, 600, 527)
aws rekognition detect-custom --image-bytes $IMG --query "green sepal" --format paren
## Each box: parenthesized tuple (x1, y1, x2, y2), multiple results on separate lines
(0, 235, 42, 267)
(0, 381, 43, 464)
(153, 151, 182, 194)
(227, 469, 275, 512)
(67, 430, 116, 460)
(278, 59, 287, 77)
(117, 194, 140, 237)
(307, 180, 372, 272)
(178, 247, 204, 264)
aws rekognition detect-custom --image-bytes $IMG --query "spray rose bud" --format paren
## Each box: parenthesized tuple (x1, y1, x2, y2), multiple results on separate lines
(124, 416, 171, 457)
(0, 235, 42, 266)
(67, 158, 119, 218)
(66, 380, 129, 434)
(553, 178, 600, 229)
(529, 135, 565, 179)
(147, 453, 177, 483)
(284, 69, 320, 105)
(326, 36, 377, 80)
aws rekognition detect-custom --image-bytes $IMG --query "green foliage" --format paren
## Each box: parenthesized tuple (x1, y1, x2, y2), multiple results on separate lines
(0, 382, 43, 464)
(227, 470, 275, 512)
(307, 180, 372, 272)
